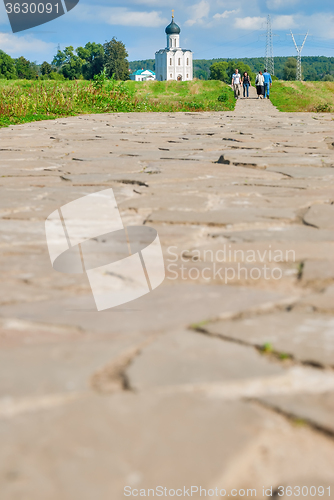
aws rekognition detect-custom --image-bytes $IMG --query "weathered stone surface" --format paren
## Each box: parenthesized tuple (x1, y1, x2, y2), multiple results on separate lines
(217, 226, 334, 243)
(1, 90, 334, 494)
(303, 204, 334, 229)
(260, 391, 334, 435)
(219, 152, 332, 170)
(267, 166, 334, 178)
(205, 312, 334, 367)
(127, 330, 284, 390)
(148, 207, 297, 226)
(301, 260, 334, 285)
(0, 332, 145, 398)
(1, 392, 334, 500)
(300, 284, 334, 312)
(0, 284, 290, 336)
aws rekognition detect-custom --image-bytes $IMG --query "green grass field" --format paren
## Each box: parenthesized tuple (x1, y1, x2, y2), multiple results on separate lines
(270, 81, 334, 112)
(1, 78, 332, 128)
(124, 79, 235, 111)
(0, 79, 235, 128)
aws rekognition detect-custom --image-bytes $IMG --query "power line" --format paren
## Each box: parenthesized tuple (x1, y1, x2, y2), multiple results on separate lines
(289, 31, 309, 80)
(265, 15, 275, 75)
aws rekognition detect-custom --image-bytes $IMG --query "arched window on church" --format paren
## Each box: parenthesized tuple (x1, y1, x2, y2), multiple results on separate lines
(170, 58, 172, 66)
(178, 58, 181, 66)
(187, 58, 189, 66)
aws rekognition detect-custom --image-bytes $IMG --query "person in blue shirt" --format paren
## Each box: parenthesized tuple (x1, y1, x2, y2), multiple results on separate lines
(263, 69, 272, 99)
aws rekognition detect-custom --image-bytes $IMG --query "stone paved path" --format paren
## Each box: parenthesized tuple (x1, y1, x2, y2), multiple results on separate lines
(0, 94, 334, 499)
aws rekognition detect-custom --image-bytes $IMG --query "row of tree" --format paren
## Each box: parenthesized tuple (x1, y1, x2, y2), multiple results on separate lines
(206, 56, 334, 81)
(209, 61, 256, 84)
(129, 56, 334, 82)
(0, 51, 38, 79)
(0, 38, 130, 81)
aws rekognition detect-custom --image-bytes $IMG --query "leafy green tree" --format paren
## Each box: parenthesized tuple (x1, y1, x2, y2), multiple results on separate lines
(226, 61, 255, 83)
(40, 61, 52, 75)
(52, 49, 66, 68)
(283, 58, 297, 81)
(209, 60, 254, 83)
(209, 62, 228, 82)
(129, 56, 334, 82)
(322, 74, 334, 82)
(52, 46, 84, 80)
(77, 42, 104, 79)
(305, 70, 317, 81)
(194, 69, 209, 80)
(0, 50, 16, 79)
(15, 56, 38, 79)
(129, 59, 155, 72)
(48, 71, 65, 81)
(103, 37, 129, 80)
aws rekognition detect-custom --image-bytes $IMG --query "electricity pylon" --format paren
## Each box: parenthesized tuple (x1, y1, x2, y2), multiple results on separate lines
(265, 15, 275, 76)
(289, 31, 308, 81)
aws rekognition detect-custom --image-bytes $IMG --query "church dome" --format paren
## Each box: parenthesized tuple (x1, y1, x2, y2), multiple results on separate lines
(165, 18, 181, 35)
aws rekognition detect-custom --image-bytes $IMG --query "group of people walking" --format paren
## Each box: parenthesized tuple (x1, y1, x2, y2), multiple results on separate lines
(231, 68, 272, 100)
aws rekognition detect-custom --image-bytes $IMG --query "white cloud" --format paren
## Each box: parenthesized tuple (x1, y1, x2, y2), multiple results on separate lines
(234, 16, 266, 30)
(75, 6, 167, 27)
(272, 15, 297, 30)
(296, 12, 334, 40)
(213, 9, 239, 20)
(185, 0, 210, 26)
(0, 33, 54, 58)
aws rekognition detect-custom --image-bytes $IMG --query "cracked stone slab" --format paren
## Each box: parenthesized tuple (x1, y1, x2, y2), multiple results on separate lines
(1, 104, 334, 494)
(147, 207, 297, 226)
(301, 260, 334, 285)
(0, 284, 292, 337)
(0, 332, 147, 399)
(219, 226, 334, 244)
(126, 330, 285, 391)
(259, 392, 334, 435)
(303, 204, 334, 229)
(204, 311, 334, 368)
(266, 166, 334, 179)
(299, 284, 334, 312)
(1, 392, 334, 499)
(218, 152, 333, 170)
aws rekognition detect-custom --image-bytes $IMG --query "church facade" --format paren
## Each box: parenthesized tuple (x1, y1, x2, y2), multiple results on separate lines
(155, 13, 193, 82)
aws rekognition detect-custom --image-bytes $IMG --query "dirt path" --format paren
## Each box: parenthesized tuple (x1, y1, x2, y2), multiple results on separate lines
(235, 84, 278, 112)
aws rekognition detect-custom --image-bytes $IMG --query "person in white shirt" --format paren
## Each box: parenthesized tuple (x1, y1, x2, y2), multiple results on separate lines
(255, 71, 265, 99)
(231, 69, 242, 99)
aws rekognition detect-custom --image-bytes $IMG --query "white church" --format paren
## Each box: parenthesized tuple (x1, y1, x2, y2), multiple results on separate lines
(155, 12, 193, 82)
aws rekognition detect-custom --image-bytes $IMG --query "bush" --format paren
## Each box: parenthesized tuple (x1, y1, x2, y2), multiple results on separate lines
(314, 102, 332, 113)
(218, 92, 228, 102)
(322, 74, 334, 82)
(48, 72, 65, 81)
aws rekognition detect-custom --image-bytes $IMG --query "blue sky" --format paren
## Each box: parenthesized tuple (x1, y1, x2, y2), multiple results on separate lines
(0, 0, 333, 63)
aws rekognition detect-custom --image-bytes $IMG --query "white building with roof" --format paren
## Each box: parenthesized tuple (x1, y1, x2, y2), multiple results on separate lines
(130, 69, 156, 81)
(155, 12, 193, 82)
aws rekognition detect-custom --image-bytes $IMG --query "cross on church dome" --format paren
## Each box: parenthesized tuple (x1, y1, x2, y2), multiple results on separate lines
(165, 10, 181, 35)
